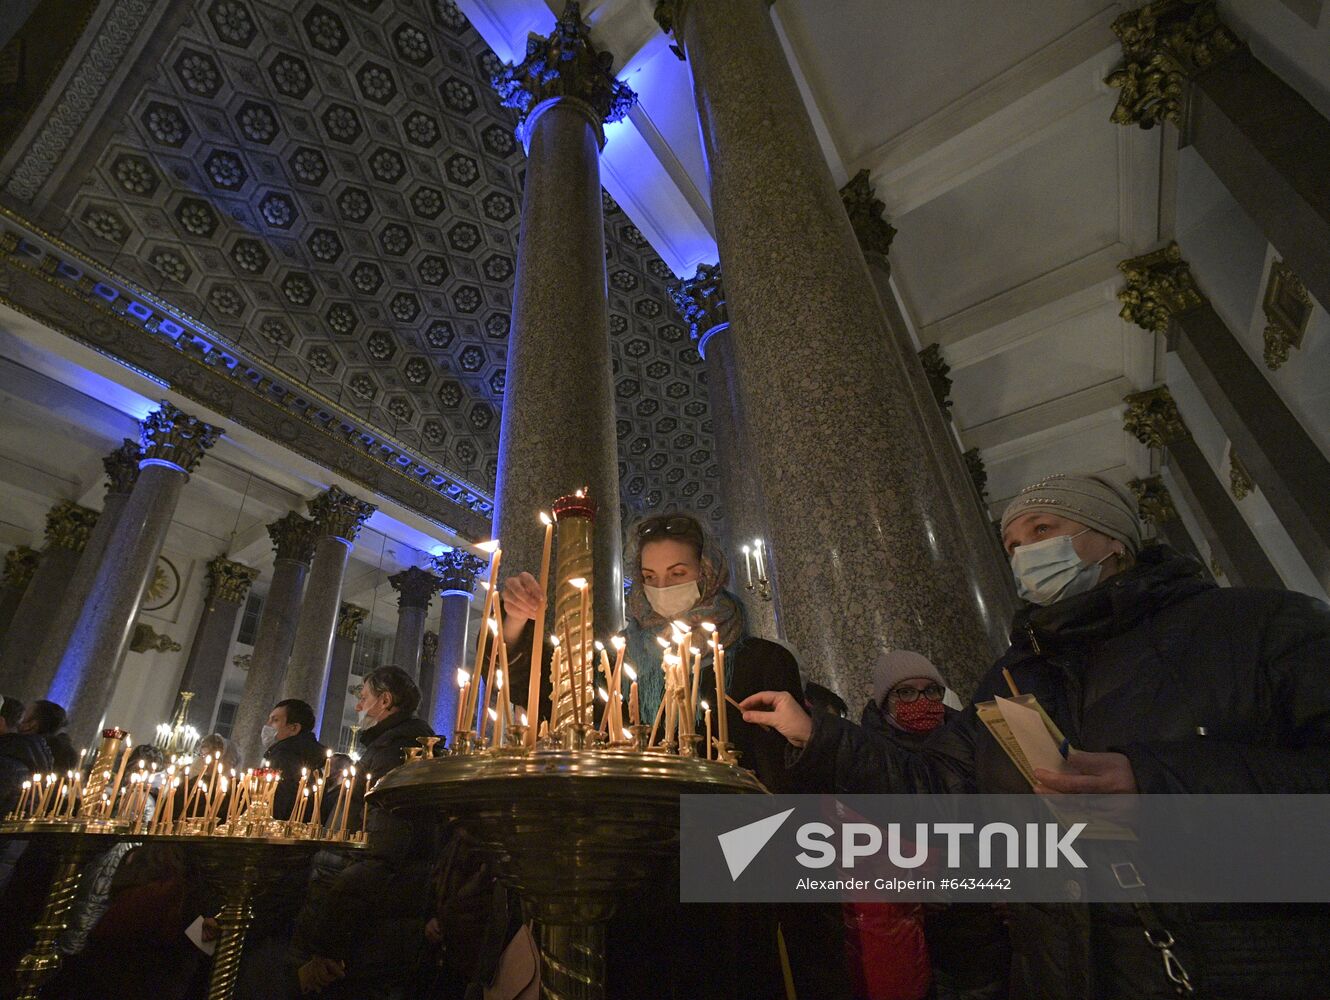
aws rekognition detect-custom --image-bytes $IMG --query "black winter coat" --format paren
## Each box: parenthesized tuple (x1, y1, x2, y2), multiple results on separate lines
(0, 732, 53, 817)
(788, 546, 1330, 999)
(264, 729, 327, 821)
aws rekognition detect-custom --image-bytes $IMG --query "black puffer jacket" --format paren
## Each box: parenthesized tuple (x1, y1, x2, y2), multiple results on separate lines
(788, 546, 1330, 999)
(0, 732, 53, 817)
(264, 729, 327, 821)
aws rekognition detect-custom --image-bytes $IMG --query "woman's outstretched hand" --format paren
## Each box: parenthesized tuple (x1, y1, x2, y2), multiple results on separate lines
(501, 571, 544, 646)
(740, 691, 814, 748)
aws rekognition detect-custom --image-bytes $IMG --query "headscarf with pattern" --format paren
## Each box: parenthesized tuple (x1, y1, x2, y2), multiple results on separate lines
(623, 514, 746, 728)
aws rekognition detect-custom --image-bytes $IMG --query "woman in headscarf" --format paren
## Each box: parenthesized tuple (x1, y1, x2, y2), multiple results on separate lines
(502, 511, 803, 788)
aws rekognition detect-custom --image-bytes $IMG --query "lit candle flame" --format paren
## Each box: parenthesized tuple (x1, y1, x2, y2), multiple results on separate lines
(550, 634, 561, 647)
(611, 635, 626, 650)
(520, 712, 529, 726)
(496, 670, 504, 691)
(656, 636, 671, 649)
(700, 621, 716, 633)
(475, 539, 500, 553)
(457, 669, 470, 687)
(598, 687, 609, 703)
(488, 618, 499, 635)
(624, 664, 637, 681)
(701, 699, 710, 711)
(594, 639, 605, 652)
(487, 708, 498, 721)
(671, 619, 689, 633)
(539, 511, 552, 526)
(569, 577, 588, 590)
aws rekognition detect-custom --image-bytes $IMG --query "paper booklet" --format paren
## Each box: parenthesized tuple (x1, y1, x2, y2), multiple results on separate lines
(975, 693, 1069, 788)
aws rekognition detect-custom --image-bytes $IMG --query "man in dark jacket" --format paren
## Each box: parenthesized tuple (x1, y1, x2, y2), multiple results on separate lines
(290, 665, 436, 999)
(19, 699, 77, 771)
(260, 699, 326, 821)
(743, 473, 1330, 999)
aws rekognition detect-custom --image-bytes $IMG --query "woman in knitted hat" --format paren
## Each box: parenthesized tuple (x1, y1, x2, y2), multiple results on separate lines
(741, 471, 1330, 999)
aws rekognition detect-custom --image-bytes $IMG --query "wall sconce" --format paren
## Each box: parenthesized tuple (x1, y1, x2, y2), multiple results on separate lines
(741, 539, 772, 602)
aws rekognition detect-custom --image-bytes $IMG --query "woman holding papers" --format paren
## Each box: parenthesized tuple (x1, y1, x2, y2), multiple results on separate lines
(742, 473, 1330, 1000)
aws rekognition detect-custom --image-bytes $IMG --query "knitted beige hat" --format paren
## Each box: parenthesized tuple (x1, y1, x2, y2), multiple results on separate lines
(1000, 473, 1142, 555)
(872, 650, 946, 707)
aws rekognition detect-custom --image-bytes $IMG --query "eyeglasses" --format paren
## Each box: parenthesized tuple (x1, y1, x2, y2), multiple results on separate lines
(889, 684, 946, 703)
(637, 515, 703, 545)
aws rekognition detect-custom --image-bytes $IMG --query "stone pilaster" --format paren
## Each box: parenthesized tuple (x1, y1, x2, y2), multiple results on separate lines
(319, 602, 368, 746)
(1261, 260, 1314, 371)
(0, 546, 38, 638)
(490, 1, 635, 639)
(429, 548, 485, 739)
(0, 502, 99, 694)
(1119, 245, 1330, 591)
(389, 566, 442, 682)
(667, 262, 781, 639)
(281, 487, 375, 734)
(656, 0, 1006, 707)
(1124, 387, 1280, 588)
(26, 440, 143, 703)
(1128, 474, 1208, 570)
(1108, 1, 1330, 309)
(52, 403, 222, 747)
(233, 511, 319, 767)
(175, 557, 258, 732)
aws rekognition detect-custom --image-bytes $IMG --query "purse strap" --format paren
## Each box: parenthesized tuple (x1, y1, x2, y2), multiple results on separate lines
(1132, 900, 1196, 996)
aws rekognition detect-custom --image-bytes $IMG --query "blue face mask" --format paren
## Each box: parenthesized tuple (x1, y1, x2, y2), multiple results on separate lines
(1009, 530, 1113, 606)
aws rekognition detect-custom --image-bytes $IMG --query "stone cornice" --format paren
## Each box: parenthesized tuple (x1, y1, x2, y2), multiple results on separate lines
(336, 602, 369, 641)
(1123, 386, 1190, 448)
(839, 169, 896, 270)
(205, 556, 258, 606)
(1117, 242, 1205, 336)
(1106, 0, 1242, 130)
(44, 500, 99, 552)
(308, 485, 376, 543)
(103, 438, 141, 495)
(267, 512, 319, 564)
(389, 565, 443, 611)
(140, 401, 222, 474)
(0, 209, 493, 540)
(492, 1, 637, 149)
(1128, 475, 1178, 526)
(431, 548, 487, 595)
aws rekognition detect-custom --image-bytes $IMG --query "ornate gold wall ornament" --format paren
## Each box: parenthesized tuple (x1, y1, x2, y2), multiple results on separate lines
(205, 556, 258, 607)
(43, 500, 98, 552)
(103, 438, 141, 495)
(1261, 260, 1314, 370)
(267, 512, 320, 564)
(422, 630, 439, 668)
(232, 653, 252, 672)
(1117, 242, 1205, 335)
(840, 169, 896, 270)
(140, 401, 223, 474)
(493, 2, 637, 148)
(1123, 386, 1190, 448)
(336, 603, 369, 641)
(142, 556, 181, 612)
(307, 485, 376, 543)
(2, 545, 39, 591)
(389, 566, 443, 611)
(918, 344, 954, 422)
(130, 621, 181, 653)
(963, 448, 990, 505)
(1128, 476, 1178, 526)
(1229, 452, 1253, 500)
(1106, 0, 1242, 129)
(667, 262, 727, 350)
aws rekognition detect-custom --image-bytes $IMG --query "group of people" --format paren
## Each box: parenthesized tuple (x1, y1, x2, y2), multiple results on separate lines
(1, 470, 1327, 998)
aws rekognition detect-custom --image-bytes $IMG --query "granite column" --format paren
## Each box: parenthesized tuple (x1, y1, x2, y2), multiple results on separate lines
(842, 171, 1018, 648)
(51, 403, 222, 748)
(429, 549, 484, 741)
(27, 440, 142, 703)
(1108, 1, 1330, 309)
(657, 0, 1003, 707)
(233, 512, 319, 767)
(175, 557, 257, 733)
(318, 603, 367, 747)
(490, 3, 636, 635)
(388, 566, 441, 683)
(1124, 387, 1282, 589)
(668, 264, 781, 639)
(1119, 244, 1330, 591)
(0, 500, 99, 698)
(281, 487, 375, 735)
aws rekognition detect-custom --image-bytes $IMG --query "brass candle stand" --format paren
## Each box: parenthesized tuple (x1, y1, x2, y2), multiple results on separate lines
(369, 745, 766, 1000)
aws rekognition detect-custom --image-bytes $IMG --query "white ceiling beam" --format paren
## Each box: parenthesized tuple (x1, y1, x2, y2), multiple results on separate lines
(959, 377, 1135, 451)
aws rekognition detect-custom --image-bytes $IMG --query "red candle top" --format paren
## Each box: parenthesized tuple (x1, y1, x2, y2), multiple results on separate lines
(552, 490, 596, 521)
(102, 727, 128, 739)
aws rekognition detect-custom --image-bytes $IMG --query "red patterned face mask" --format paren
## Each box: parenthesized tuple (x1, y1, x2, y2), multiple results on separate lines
(893, 698, 945, 733)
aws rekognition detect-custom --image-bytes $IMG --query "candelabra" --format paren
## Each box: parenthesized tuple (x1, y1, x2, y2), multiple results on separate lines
(741, 538, 772, 602)
(155, 690, 200, 756)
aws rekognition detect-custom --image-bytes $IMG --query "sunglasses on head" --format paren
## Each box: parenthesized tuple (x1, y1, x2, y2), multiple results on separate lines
(889, 684, 946, 703)
(636, 515, 703, 544)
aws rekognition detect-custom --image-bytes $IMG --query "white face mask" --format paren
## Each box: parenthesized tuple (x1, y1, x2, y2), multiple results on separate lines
(644, 580, 701, 619)
(1010, 530, 1114, 606)
(260, 724, 279, 749)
